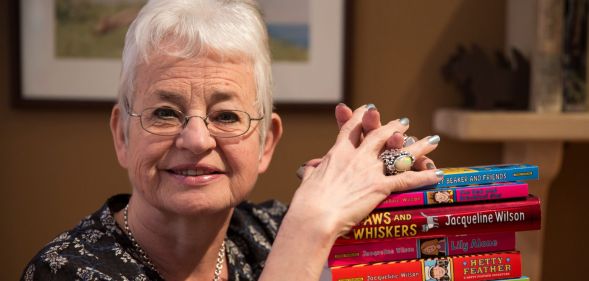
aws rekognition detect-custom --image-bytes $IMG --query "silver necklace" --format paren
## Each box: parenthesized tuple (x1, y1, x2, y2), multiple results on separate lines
(123, 205, 226, 281)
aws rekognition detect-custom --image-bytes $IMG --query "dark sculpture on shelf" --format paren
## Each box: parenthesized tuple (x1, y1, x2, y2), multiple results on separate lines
(441, 45, 530, 110)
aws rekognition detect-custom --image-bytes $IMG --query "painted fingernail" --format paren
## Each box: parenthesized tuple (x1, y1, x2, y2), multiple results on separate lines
(296, 164, 306, 179)
(435, 169, 444, 178)
(399, 117, 410, 126)
(427, 135, 440, 145)
(403, 136, 417, 147)
(426, 163, 436, 170)
(366, 103, 376, 110)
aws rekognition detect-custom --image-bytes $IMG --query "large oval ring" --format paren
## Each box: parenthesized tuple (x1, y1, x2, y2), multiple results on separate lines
(379, 149, 415, 176)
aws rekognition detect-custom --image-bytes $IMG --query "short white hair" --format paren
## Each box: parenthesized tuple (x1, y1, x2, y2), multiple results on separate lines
(118, 0, 272, 144)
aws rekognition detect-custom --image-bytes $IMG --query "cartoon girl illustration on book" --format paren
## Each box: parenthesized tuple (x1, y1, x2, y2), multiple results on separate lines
(420, 238, 447, 258)
(424, 259, 452, 281)
(426, 190, 454, 204)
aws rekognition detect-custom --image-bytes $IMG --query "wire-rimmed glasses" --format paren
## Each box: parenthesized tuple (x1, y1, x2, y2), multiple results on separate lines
(126, 106, 264, 138)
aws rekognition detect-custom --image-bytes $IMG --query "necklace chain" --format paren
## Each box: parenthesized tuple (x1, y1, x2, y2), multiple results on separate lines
(123, 205, 225, 281)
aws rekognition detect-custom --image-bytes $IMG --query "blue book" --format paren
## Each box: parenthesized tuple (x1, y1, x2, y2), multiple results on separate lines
(435, 164, 538, 188)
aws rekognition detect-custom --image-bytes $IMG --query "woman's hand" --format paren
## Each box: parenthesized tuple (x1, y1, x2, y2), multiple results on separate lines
(260, 104, 443, 281)
(297, 103, 437, 178)
(290, 104, 443, 239)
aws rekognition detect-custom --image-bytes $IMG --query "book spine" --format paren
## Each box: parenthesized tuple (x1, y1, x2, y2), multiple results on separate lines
(435, 164, 538, 188)
(335, 196, 540, 245)
(331, 259, 423, 281)
(328, 232, 515, 267)
(330, 252, 521, 281)
(376, 182, 528, 209)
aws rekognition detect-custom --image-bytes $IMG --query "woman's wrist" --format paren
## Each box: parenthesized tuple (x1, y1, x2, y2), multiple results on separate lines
(285, 193, 341, 245)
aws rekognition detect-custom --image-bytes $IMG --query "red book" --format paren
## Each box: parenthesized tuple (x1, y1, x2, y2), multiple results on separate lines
(335, 195, 540, 245)
(328, 232, 515, 267)
(330, 251, 522, 281)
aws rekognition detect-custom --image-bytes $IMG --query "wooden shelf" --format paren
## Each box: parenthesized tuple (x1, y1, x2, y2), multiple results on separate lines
(434, 109, 589, 141)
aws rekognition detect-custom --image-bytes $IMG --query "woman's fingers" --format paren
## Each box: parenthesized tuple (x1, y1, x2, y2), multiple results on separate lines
(386, 131, 405, 149)
(356, 118, 411, 155)
(361, 104, 381, 134)
(413, 156, 436, 171)
(336, 105, 383, 148)
(385, 169, 444, 193)
(335, 103, 353, 129)
(401, 135, 440, 160)
(296, 158, 322, 179)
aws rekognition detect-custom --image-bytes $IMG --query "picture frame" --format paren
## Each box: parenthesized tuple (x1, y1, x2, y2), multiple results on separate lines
(14, 0, 348, 109)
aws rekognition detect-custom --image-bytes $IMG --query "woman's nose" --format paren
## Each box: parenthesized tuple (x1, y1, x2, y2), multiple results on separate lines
(175, 117, 217, 153)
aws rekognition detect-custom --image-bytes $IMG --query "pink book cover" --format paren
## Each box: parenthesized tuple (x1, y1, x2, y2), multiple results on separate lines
(328, 232, 515, 267)
(335, 195, 540, 245)
(376, 182, 528, 209)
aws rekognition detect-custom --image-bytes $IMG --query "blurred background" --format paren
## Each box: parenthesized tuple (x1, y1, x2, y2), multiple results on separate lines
(1, 1, 588, 280)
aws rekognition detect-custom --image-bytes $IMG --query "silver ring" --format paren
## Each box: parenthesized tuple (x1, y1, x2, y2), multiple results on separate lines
(403, 135, 417, 147)
(379, 149, 415, 176)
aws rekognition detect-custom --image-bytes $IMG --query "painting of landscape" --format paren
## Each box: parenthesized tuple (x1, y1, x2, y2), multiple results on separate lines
(55, 0, 309, 61)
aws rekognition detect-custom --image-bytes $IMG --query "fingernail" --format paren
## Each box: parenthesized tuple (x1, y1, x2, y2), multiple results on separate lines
(366, 103, 376, 110)
(399, 117, 410, 126)
(435, 169, 444, 178)
(296, 164, 306, 179)
(427, 135, 440, 145)
(403, 136, 417, 147)
(426, 163, 436, 170)
(337, 103, 346, 107)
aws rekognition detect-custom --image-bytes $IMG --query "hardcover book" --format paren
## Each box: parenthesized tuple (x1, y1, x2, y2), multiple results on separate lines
(336, 195, 540, 245)
(330, 251, 522, 281)
(328, 232, 515, 267)
(377, 182, 528, 209)
(434, 164, 538, 188)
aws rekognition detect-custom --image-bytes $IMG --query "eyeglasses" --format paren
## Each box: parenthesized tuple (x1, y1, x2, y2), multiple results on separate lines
(126, 106, 264, 138)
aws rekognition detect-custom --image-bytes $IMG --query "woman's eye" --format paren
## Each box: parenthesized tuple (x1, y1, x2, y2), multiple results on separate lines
(211, 111, 240, 123)
(152, 108, 180, 119)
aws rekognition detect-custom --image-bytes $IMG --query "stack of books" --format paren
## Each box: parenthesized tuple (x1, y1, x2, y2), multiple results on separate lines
(328, 164, 541, 281)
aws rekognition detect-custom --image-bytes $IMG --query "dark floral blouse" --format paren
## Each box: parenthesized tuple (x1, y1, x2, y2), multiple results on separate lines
(21, 194, 287, 281)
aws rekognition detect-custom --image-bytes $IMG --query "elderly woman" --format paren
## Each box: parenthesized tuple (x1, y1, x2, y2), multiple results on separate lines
(21, 0, 443, 280)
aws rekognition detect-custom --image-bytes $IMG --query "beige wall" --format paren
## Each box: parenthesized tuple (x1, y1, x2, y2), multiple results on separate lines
(1, 1, 587, 280)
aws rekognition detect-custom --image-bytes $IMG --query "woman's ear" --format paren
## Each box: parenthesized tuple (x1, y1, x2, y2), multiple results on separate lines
(258, 113, 283, 173)
(110, 104, 129, 168)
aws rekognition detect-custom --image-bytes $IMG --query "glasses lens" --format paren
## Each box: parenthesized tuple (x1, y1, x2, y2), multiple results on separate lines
(207, 110, 249, 137)
(141, 107, 184, 135)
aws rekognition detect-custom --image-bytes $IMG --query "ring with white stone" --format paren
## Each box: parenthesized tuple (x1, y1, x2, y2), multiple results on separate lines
(379, 149, 415, 176)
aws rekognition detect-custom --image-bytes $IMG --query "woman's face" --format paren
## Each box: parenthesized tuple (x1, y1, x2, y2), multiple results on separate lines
(112, 53, 278, 215)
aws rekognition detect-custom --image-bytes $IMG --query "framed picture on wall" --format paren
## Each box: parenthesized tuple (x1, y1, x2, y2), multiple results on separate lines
(15, 0, 347, 108)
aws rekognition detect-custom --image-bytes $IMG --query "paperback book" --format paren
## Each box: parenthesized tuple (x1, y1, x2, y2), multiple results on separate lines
(434, 164, 538, 188)
(336, 195, 540, 245)
(330, 251, 522, 281)
(328, 232, 515, 267)
(376, 182, 528, 209)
